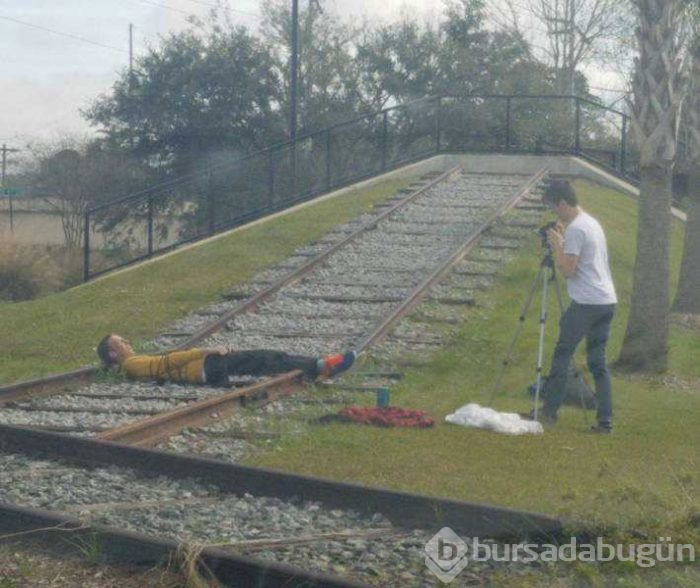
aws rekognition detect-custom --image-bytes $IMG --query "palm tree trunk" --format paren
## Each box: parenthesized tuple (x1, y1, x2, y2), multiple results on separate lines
(673, 33, 700, 313)
(673, 166, 700, 312)
(617, 0, 684, 372)
(617, 164, 673, 371)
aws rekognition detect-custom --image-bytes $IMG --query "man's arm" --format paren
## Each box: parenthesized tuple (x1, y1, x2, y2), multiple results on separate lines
(547, 227, 579, 277)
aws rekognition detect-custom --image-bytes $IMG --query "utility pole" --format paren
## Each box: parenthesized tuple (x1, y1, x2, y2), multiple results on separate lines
(289, 0, 299, 144)
(129, 23, 134, 81)
(1, 143, 21, 232)
(129, 23, 135, 150)
(288, 1, 321, 190)
(288, 0, 299, 193)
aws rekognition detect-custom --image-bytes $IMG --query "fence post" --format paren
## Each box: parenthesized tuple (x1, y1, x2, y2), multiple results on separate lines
(147, 195, 154, 256)
(434, 97, 442, 153)
(83, 210, 90, 282)
(325, 128, 332, 190)
(290, 142, 297, 199)
(206, 169, 217, 234)
(381, 111, 388, 170)
(620, 116, 627, 175)
(505, 96, 512, 151)
(8, 192, 13, 232)
(574, 97, 581, 154)
(268, 150, 275, 204)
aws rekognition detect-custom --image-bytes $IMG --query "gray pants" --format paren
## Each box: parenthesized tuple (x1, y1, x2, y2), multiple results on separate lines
(543, 301, 615, 427)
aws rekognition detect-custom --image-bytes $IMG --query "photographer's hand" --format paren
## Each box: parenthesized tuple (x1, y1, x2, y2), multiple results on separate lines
(547, 226, 564, 251)
(547, 227, 577, 277)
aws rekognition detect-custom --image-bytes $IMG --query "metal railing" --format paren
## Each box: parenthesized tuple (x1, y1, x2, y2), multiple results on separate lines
(83, 94, 636, 280)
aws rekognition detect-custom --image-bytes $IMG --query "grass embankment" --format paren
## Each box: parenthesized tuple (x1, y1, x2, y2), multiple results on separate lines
(0, 175, 418, 384)
(245, 180, 699, 581)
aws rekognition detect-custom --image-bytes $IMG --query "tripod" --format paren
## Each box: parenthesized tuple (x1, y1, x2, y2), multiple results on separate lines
(486, 249, 566, 420)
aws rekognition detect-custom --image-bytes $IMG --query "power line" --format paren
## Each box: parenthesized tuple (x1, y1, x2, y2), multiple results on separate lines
(135, 0, 193, 15)
(179, 0, 259, 18)
(0, 14, 128, 53)
(138, 0, 261, 18)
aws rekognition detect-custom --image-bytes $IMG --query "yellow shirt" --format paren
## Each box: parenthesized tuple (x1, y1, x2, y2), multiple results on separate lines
(121, 349, 207, 384)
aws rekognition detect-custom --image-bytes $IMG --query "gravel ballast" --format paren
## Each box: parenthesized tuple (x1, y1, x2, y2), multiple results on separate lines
(0, 452, 538, 586)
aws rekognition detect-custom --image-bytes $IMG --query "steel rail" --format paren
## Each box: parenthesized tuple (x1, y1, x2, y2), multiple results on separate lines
(178, 165, 462, 347)
(95, 168, 465, 445)
(95, 168, 547, 447)
(0, 424, 563, 540)
(0, 367, 96, 406)
(0, 502, 367, 588)
(96, 371, 303, 445)
(0, 167, 458, 406)
(356, 168, 548, 351)
(0, 421, 561, 585)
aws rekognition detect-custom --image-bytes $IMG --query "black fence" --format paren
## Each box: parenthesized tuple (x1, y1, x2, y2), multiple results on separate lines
(83, 95, 636, 280)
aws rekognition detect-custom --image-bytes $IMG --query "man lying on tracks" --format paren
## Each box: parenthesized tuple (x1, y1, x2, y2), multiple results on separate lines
(96, 334, 356, 386)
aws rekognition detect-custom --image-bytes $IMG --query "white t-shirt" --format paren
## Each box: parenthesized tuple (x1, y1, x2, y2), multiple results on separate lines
(563, 211, 617, 305)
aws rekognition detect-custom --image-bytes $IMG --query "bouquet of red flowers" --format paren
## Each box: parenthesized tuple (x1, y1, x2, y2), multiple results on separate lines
(337, 406, 434, 428)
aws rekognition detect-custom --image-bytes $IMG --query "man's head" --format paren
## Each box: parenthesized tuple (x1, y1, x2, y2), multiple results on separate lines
(96, 334, 134, 366)
(543, 179, 578, 221)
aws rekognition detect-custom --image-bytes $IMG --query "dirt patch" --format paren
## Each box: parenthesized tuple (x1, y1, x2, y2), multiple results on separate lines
(671, 312, 700, 331)
(617, 371, 700, 394)
(659, 374, 700, 394)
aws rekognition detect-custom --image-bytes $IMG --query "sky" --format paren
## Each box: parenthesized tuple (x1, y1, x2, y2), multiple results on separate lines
(0, 0, 627, 154)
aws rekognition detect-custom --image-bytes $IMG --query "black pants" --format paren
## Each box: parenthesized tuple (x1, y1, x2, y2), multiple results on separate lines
(203, 350, 318, 386)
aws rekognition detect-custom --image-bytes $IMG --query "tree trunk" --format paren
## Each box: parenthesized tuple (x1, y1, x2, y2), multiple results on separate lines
(673, 166, 700, 312)
(673, 33, 700, 312)
(617, 164, 673, 371)
(617, 0, 684, 372)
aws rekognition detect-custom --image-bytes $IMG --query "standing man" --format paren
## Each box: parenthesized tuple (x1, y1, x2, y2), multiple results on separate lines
(537, 179, 617, 433)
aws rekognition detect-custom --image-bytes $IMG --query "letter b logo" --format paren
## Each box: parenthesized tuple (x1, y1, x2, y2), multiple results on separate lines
(438, 537, 457, 561)
(425, 527, 469, 583)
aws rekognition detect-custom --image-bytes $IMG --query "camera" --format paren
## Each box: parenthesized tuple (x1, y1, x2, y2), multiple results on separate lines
(538, 221, 558, 248)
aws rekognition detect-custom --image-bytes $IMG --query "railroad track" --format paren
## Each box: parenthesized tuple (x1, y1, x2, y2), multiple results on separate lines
(0, 165, 554, 586)
(0, 424, 561, 587)
(0, 167, 547, 451)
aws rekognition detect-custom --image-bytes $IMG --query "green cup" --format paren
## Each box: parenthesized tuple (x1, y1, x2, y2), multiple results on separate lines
(376, 387, 390, 408)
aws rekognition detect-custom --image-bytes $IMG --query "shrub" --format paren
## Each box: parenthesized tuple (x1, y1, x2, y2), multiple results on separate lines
(0, 239, 62, 301)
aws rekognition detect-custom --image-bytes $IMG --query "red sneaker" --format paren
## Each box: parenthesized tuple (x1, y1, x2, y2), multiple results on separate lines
(319, 351, 357, 379)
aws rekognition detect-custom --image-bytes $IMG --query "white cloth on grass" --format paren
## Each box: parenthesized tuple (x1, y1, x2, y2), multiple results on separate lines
(445, 403, 544, 435)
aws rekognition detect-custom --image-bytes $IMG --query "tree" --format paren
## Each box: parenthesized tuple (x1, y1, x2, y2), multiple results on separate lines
(354, 18, 442, 109)
(673, 11, 700, 313)
(616, 0, 686, 372)
(24, 137, 146, 249)
(491, 0, 631, 93)
(260, 0, 367, 134)
(438, 1, 533, 95)
(86, 12, 282, 178)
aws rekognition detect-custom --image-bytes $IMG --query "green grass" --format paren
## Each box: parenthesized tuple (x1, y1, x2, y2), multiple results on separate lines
(246, 180, 699, 539)
(0, 175, 418, 383)
(2, 175, 697, 585)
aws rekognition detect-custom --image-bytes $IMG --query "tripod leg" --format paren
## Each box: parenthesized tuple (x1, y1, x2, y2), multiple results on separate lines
(532, 266, 551, 420)
(485, 265, 545, 406)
